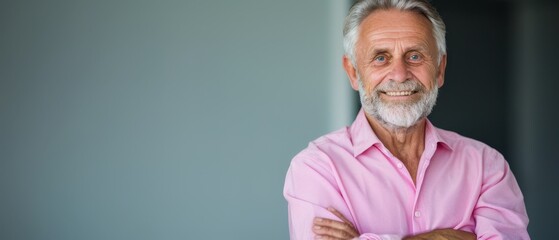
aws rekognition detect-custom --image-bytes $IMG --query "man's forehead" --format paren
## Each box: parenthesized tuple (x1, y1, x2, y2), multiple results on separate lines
(357, 9, 435, 49)
(360, 9, 432, 34)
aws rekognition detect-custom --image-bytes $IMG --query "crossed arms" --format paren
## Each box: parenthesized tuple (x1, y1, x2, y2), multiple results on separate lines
(284, 148, 530, 240)
(312, 207, 475, 240)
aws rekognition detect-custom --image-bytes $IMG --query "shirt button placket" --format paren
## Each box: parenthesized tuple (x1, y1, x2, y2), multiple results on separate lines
(411, 209, 422, 233)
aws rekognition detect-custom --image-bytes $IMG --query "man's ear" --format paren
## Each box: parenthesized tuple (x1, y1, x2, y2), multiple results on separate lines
(343, 55, 360, 91)
(437, 54, 447, 88)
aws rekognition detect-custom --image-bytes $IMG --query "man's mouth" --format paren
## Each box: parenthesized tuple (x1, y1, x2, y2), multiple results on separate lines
(383, 91, 416, 96)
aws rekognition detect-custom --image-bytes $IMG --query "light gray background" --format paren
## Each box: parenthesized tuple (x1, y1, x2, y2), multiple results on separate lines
(1, 1, 350, 239)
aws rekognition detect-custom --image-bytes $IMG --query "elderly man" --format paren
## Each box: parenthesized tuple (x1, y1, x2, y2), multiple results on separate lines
(283, 0, 529, 239)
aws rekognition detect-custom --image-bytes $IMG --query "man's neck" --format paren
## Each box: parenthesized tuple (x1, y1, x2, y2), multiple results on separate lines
(367, 115, 427, 183)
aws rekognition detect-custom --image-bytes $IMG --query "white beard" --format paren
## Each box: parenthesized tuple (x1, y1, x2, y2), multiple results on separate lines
(358, 79, 438, 129)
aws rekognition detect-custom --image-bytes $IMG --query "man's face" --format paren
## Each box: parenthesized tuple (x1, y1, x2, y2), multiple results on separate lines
(344, 9, 446, 128)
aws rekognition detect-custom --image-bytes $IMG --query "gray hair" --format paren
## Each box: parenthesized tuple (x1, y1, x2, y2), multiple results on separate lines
(343, 0, 446, 66)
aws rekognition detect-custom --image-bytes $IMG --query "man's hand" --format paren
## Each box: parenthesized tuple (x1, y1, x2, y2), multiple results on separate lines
(312, 207, 359, 239)
(403, 229, 476, 240)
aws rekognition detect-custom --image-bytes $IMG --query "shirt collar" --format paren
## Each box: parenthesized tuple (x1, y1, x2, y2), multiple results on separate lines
(424, 119, 454, 152)
(350, 109, 382, 157)
(350, 109, 453, 157)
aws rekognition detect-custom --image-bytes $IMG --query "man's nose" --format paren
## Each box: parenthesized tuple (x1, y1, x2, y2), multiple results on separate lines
(387, 58, 411, 82)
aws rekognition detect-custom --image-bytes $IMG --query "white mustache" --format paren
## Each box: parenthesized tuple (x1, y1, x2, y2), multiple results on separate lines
(375, 80, 424, 92)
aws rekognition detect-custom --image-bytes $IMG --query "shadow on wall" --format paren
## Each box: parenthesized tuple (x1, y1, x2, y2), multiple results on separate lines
(429, 1, 559, 239)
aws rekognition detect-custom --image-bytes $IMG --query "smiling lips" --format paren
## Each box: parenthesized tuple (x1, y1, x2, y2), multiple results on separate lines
(383, 91, 416, 96)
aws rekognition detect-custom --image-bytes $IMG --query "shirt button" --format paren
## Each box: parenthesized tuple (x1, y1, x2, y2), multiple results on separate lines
(414, 211, 421, 217)
(397, 163, 403, 169)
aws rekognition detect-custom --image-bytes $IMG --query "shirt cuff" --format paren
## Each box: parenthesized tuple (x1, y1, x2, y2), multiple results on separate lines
(356, 233, 402, 240)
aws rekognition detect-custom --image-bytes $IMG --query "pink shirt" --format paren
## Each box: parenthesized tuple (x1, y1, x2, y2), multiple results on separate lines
(284, 110, 529, 239)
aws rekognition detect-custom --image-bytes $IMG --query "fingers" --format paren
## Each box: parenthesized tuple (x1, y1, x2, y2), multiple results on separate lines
(327, 207, 355, 228)
(312, 207, 359, 239)
(313, 217, 359, 239)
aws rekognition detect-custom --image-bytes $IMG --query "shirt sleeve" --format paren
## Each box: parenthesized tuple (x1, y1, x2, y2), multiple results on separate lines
(474, 149, 530, 239)
(283, 153, 403, 240)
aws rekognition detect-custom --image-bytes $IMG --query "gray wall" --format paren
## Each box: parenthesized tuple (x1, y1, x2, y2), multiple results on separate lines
(512, 1, 559, 239)
(0, 1, 349, 239)
(430, 1, 559, 238)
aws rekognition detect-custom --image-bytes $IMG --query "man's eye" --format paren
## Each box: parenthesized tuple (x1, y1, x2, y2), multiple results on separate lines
(408, 54, 422, 61)
(374, 55, 386, 62)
